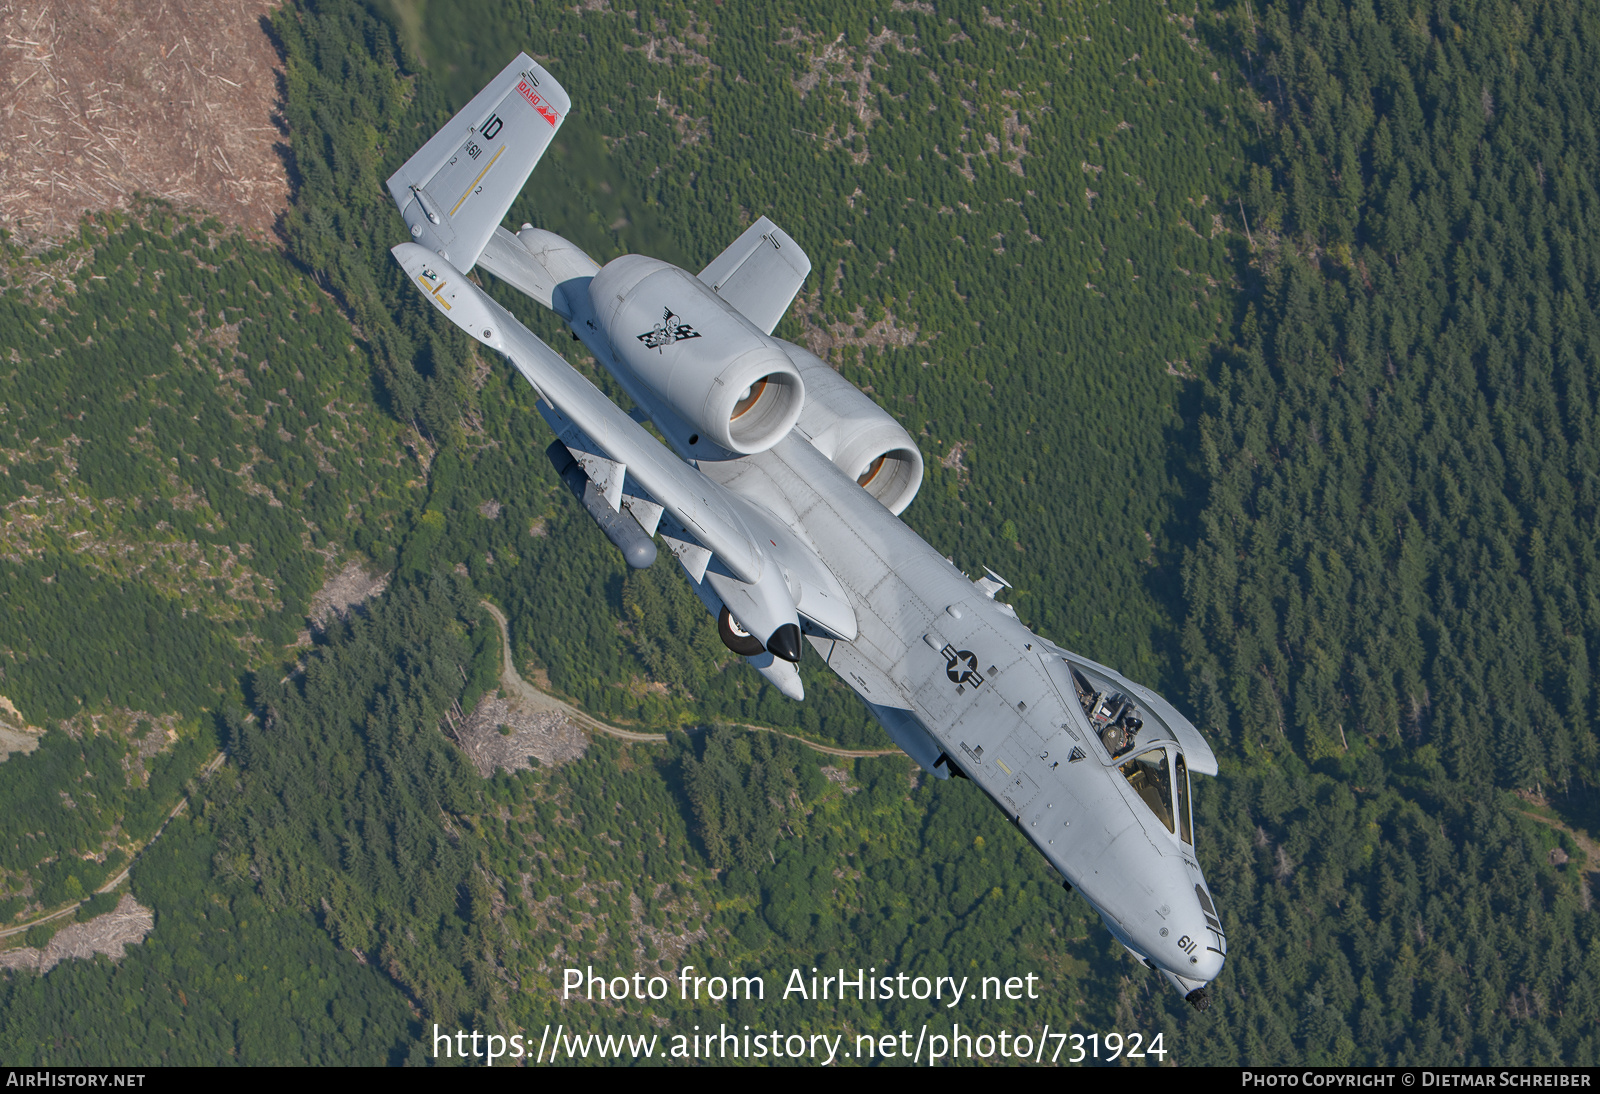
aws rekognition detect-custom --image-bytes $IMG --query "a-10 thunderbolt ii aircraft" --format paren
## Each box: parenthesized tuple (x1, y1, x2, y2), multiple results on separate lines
(386, 55, 1225, 1009)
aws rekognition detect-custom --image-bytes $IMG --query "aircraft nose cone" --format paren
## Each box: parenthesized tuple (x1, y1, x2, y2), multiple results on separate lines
(1191, 944, 1225, 982)
(766, 623, 802, 663)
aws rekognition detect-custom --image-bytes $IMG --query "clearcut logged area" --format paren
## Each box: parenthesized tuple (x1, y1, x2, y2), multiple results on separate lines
(0, 0, 289, 241)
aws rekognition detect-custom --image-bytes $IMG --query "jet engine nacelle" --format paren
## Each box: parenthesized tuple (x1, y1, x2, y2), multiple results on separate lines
(591, 255, 804, 455)
(781, 341, 925, 515)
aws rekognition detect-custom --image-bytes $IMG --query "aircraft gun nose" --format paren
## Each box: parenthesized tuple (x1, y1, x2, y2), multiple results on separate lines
(1149, 918, 1224, 982)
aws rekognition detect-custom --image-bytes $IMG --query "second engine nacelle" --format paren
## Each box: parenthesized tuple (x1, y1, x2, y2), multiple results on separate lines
(591, 255, 804, 455)
(780, 341, 924, 515)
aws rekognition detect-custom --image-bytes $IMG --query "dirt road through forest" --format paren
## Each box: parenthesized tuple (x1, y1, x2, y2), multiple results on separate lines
(480, 601, 901, 760)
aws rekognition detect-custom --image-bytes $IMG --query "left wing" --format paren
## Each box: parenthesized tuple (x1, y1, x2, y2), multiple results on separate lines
(390, 242, 858, 644)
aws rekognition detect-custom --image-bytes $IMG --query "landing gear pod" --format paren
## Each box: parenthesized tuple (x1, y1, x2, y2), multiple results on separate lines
(545, 441, 656, 569)
(765, 622, 803, 663)
(717, 606, 766, 656)
(714, 596, 802, 664)
(705, 566, 803, 666)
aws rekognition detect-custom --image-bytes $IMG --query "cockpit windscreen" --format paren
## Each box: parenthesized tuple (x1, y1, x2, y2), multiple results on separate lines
(1120, 747, 1175, 833)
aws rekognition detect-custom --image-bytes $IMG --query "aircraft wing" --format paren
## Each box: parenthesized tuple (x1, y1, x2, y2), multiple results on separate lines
(389, 242, 858, 642)
(696, 217, 811, 335)
(385, 55, 569, 272)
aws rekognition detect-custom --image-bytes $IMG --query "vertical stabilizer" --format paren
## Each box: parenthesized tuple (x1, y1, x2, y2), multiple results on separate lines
(696, 217, 811, 335)
(385, 54, 569, 272)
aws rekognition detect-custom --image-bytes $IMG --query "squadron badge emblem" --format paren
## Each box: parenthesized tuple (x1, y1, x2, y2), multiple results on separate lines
(637, 307, 702, 351)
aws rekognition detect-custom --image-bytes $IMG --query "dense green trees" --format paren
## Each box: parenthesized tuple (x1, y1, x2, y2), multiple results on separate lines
(0, 713, 206, 916)
(7, 0, 1600, 1068)
(0, 815, 416, 1065)
(0, 206, 421, 933)
(681, 728, 800, 872)
(214, 574, 498, 1029)
(1184, 1, 1600, 794)
(0, 210, 418, 723)
(1167, 0, 1600, 1062)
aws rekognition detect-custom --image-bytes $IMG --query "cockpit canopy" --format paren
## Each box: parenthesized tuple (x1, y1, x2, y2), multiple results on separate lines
(1070, 664, 1161, 761)
(1053, 649, 1220, 776)
(1072, 665, 1146, 759)
(1062, 658, 1203, 844)
(1068, 664, 1194, 846)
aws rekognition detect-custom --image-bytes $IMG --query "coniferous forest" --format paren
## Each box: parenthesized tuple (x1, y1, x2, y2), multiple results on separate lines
(1, 0, 1598, 1067)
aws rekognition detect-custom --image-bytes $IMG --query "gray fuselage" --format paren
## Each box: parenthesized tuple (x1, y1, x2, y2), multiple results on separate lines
(698, 430, 1226, 990)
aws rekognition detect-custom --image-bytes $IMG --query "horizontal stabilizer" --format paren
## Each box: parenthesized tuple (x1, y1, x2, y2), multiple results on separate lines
(697, 217, 811, 335)
(386, 54, 569, 272)
(478, 226, 599, 319)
